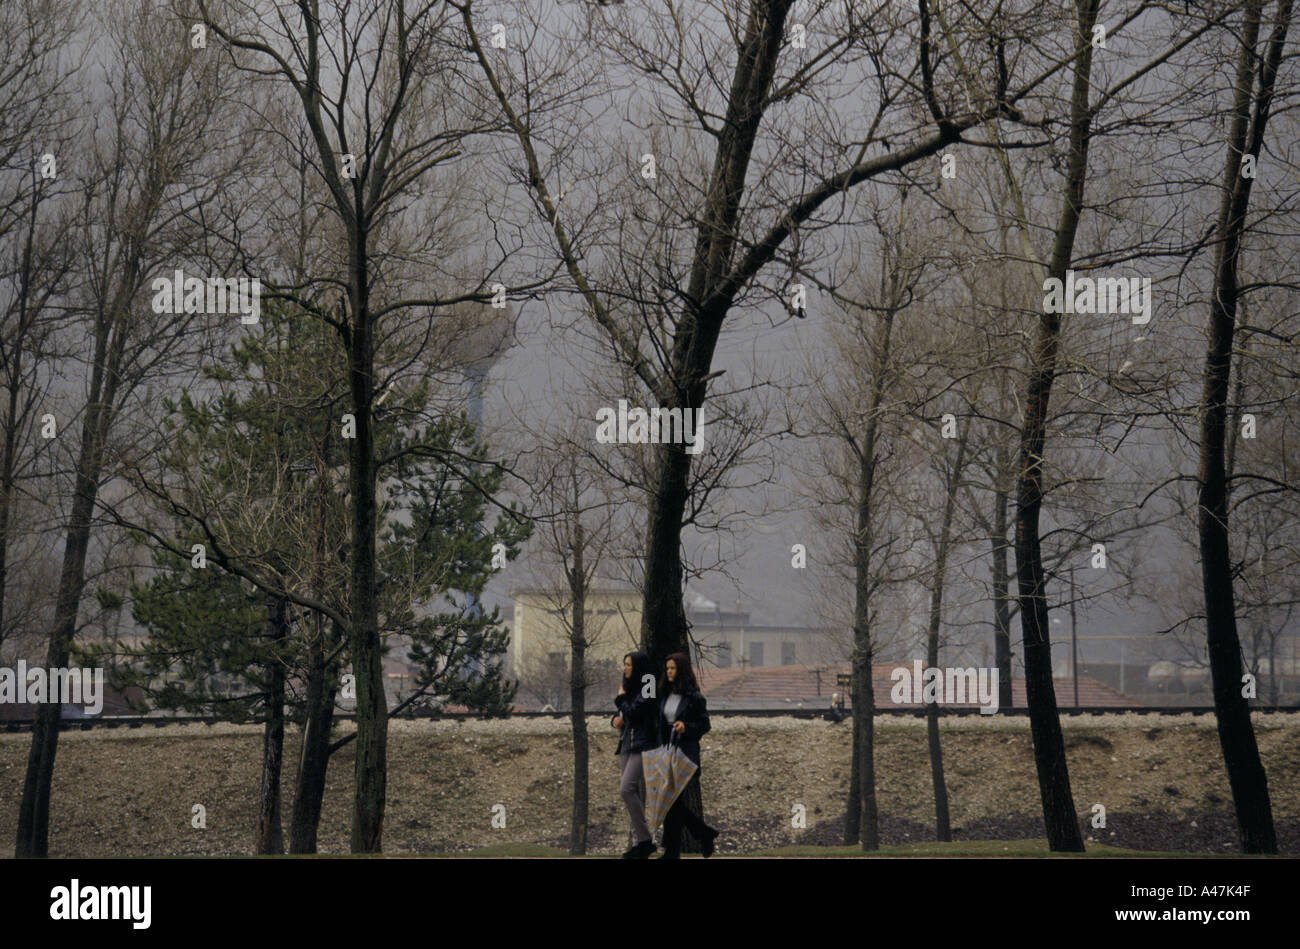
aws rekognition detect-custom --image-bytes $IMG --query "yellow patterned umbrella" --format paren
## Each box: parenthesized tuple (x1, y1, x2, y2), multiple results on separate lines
(641, 738, 699, 835)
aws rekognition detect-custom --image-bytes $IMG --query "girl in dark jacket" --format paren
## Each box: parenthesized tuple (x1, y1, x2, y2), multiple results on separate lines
(612, 651, 660, 859)
(658, 651, 719, 859)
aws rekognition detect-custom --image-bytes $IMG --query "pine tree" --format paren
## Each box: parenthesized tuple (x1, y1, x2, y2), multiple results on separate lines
(92, 300, 530, 851)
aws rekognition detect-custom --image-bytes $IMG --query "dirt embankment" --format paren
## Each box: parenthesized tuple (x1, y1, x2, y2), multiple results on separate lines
(1, 714, 1297, 856)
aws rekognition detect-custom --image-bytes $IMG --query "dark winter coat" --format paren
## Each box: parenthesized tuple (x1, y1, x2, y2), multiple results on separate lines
(657, 690, 710, 766)
(613, 686, 662, 756)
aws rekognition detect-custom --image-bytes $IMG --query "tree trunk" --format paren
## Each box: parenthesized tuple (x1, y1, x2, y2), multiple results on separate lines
(255, 594, 287, 855)
(568, 675, 588, 856)
(14, 296, 124, 857)
(0, 213, 30, 655)
(346, 240, 387, 854)
(0, 369, 17, 652)
(289, 618, 339, 854)
(641, 0, 794, 663)
(14, 460, 97, 857)
(844, 717, 861, 844)
(849, 454, 874, 852)
(641, 443, 695, 662)
(991, 486, 1014, 711)
(1015, 411, 1085, 849)
(638, 1, 797, 853)
(843, 277, 903, 852)
(852, 647, 879, 851)
(568, 520, 588, 856)
(640, 445, 708, 854)
(923, 693, 950, 842)
(1196, 0, 1287, 855)
(0, 172, 49, 655)
(1011, 0, 1100, 854)
(290, 438, 344, 855)
(924, 431, 968, 842)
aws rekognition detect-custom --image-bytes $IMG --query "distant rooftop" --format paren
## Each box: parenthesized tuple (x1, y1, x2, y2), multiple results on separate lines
(695, 663, 1142, 710)
(508, 579, 639, 597)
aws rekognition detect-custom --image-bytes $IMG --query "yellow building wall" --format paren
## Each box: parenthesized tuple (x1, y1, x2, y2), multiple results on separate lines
(509, 589, 643, 673)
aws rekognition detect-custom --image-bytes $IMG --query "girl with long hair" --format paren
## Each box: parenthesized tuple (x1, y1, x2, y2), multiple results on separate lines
(657, 651, 719, 858)
(612, 650, 661, 858)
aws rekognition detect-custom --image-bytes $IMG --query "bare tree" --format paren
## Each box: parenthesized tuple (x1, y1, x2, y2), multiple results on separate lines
(961, 0, 1232, 852)
(525, 442, 629, 854)
(195, 0, 531, 851)
(917, 416, 972, 843)
(1195, 0, 1291, 855)
(15, 3, 248, 858)
(0, 0, 78, 662)
(800, 198, 930, 849)
(458, 0, 1093, 677)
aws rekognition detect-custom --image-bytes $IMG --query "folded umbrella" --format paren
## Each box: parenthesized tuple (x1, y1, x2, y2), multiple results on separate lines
(641, 735, 699, 836)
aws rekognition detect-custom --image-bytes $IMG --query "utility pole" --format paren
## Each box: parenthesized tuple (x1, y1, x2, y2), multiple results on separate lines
(1070, 566, 1079, 708)
(1119, 639, 1126, 696)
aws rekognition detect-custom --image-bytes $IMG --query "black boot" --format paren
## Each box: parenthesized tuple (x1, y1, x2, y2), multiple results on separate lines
(701, 827, 719, 858)
(623, 840, 656, 859)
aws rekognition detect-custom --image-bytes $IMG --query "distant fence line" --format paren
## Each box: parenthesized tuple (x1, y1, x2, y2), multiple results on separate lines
(4, 705, 1299, 732)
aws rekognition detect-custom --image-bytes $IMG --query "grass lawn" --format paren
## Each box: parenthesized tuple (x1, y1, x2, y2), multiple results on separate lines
(114, 839, 1271, 857)
(430, 839, 1247, 857)
(749, 839, 1231, 857)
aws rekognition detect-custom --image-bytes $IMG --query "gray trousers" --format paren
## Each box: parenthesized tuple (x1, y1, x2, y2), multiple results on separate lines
(619, 752, 651, 845)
